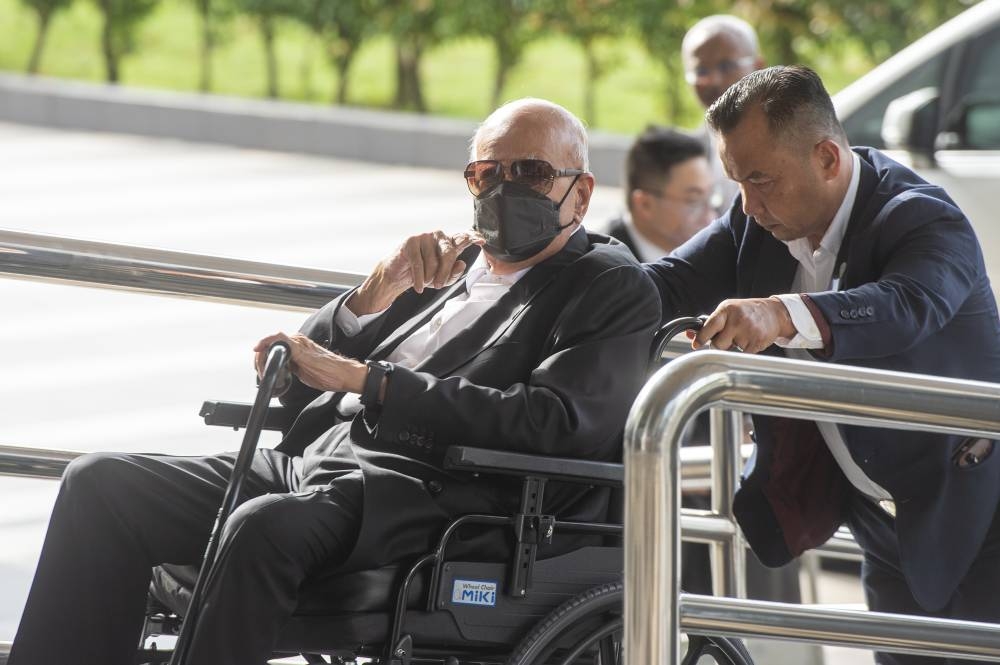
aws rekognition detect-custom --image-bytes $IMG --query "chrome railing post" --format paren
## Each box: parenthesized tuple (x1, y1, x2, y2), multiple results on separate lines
(625, 349, 1000, 664)
(710, 408, 746, 599)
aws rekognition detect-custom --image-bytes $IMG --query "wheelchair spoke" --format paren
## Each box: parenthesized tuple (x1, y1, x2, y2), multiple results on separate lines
(556, 617, 622, 665)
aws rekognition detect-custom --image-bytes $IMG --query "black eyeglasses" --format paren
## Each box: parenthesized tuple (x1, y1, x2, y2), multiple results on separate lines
(464, 159, 586, 197)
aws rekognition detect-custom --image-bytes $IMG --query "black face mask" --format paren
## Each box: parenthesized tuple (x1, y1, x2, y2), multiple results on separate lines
(473, 178, 579, 262)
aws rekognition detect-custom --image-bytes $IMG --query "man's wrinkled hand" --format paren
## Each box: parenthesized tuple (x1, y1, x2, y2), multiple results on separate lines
(254, 332, 367, 393)
(347, 230, 484, 316)
(692, 297, 795, 354)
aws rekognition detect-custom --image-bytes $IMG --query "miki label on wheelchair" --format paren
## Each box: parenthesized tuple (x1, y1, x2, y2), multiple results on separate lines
(451, 579, 499, 606)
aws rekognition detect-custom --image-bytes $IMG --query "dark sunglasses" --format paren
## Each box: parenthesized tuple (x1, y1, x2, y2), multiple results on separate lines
(464, 159, 586, 197)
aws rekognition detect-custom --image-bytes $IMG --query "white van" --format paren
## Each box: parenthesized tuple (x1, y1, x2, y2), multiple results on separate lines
(833, 0, 1000, 289)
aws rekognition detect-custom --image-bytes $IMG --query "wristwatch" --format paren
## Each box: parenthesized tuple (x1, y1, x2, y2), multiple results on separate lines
(360, 360, 394, 412)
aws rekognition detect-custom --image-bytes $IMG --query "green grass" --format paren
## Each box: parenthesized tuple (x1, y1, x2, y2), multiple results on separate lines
(0, 0, 873, 134)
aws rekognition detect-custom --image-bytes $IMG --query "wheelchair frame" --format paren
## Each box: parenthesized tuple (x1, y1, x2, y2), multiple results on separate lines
(139, 317, 749, 665)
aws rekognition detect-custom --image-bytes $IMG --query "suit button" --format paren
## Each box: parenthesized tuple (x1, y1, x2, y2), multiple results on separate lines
(866, 306, 874, 316)
(840, 309, 850, 319)
(398, 431, 410, 442)
(849, 309, 859, 319)
(427, 480, 443, 495)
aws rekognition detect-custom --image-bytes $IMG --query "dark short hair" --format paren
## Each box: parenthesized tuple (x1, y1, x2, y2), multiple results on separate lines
(705, 65, 847, 146)
(625, 125, 706, 208)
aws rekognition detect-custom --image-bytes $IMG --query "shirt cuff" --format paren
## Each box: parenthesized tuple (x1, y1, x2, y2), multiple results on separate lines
(334, 304, 386, 337)
(773, 294, 824, 349)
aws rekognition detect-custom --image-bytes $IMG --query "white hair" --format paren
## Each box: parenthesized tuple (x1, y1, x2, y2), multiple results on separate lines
(469, 97, 589, 171)
(682, 15, 760, 57)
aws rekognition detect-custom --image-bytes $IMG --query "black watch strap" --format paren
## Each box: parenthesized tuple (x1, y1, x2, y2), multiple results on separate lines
(361, 360, 393, 411)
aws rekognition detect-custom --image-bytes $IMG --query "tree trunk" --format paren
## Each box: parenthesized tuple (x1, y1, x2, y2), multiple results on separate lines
(100, 0, 119, 83)
(394, 41, 425, 112)
(491, 38, 514, 110)
(582, 39, 598, 126)
(198, 0, 212, 92)
(662, 57, 681, 125)
(333, 46, 356, 105)
(261, 16, 279, 98)
(26, 9, 52, 74)
(300, 34, 315, 99)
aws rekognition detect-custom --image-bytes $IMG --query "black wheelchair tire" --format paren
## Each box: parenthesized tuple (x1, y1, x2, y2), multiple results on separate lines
(505, 581, 754, 665)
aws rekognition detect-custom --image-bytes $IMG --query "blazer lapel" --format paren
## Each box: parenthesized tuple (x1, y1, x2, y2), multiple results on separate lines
(413, 230, 589, 377)
(367, 278, 469, 361)
(749, 233, 798, 298)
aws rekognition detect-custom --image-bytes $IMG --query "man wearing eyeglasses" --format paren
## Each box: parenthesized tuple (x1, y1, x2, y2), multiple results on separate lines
(10, 98, 661, 665)
(602, 126, 716, 262)
(682, 15, 766, 215)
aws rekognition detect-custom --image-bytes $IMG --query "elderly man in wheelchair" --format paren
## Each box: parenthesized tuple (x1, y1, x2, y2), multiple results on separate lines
(9, 98, 751, 665)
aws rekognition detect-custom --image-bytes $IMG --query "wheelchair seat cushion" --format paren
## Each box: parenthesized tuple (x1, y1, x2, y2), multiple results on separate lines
(150, 562, 426, 618)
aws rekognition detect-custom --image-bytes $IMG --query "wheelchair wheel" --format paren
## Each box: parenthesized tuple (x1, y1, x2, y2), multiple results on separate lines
(505, 582, 754, 665)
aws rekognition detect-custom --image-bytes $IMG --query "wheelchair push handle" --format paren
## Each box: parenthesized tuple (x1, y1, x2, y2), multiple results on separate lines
(650, 315, 708, 363)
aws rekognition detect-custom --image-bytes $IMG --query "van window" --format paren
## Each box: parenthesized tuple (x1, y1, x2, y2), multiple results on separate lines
(955, 28, 1000, 148)
(841, 52, 946, 149)
(963, 32, 1000, 97)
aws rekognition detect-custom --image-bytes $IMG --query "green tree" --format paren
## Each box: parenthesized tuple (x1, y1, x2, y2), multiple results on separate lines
(188, 0, 236, 92)
(20, 0, 73, 74)
(829, 0, 978, 64)
(728, 0, 813, 66)
(375, 0, 457, 112)
(298, 0, 369, 104)
(461, 0, 544, 109)
(546, 0, 624, 126)
(631, 0, 715, 125)
(92, 0, 159, 83)
(234, 0, 302, 98)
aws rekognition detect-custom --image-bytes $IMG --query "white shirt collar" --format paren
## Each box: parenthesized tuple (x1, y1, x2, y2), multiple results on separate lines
(465, 225, 585, 288)
(783, 151, 861, 267)
(622, 213, 670, 262)
(465, 252, 531, 290)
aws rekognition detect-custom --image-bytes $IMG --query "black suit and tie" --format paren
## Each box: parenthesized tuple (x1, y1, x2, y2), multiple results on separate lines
(11, 231, 661, 665)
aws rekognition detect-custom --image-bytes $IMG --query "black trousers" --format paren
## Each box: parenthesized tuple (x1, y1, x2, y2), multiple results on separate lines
(847, 492, 1000, 665)
(9, 450, 363, 665)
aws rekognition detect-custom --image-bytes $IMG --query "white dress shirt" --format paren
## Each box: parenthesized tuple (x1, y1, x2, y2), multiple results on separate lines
(335, 253, 531, 368)
(773, 153, 892, 501)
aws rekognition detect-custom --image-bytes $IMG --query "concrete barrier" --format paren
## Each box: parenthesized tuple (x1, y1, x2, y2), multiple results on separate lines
(0, 73, 631, 186)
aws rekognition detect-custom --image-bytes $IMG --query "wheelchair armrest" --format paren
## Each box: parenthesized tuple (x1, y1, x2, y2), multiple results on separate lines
(443, 446, 623, 487)
(200, 400, 293, 431)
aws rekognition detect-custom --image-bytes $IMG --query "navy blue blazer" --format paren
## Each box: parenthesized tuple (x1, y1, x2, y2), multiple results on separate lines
(645, 147, 1000, 611)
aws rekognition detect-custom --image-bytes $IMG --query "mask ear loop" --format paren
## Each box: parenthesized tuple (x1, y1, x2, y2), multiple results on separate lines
(555, 173, 582, 208)
(555, 173, 583, 230)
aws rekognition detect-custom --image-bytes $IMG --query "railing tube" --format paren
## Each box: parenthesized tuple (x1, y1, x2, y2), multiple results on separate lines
(624, 350, 1000, 664)
(0, 229, 364, 311)
(709, 408, 746, 598)
(681, 594, 1000, 661)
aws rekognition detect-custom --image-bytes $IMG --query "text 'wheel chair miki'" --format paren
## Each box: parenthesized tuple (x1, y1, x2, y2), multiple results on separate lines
(140, 317, 754, 665)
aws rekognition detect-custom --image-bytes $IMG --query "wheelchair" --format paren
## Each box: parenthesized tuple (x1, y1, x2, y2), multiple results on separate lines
(137, 317, 755, 665)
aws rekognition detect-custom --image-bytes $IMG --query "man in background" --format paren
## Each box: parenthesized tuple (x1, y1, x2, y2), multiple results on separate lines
(682, 15, 766, 213)
(603, 126, 715, 262)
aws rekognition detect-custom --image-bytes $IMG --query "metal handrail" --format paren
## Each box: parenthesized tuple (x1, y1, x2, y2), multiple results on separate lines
(624, 350, 1000, 663)
(0, 229, 364, 310)
(680, 594, 1000, 661)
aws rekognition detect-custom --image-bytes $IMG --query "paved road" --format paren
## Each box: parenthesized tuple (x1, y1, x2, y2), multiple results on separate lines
(0, 122, 869, 663)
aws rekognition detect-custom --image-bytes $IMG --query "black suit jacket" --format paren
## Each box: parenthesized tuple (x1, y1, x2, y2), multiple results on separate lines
(275, 231, 662, 572)
(604, 215, 641, 259)
(645, 148, 1000, 610)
